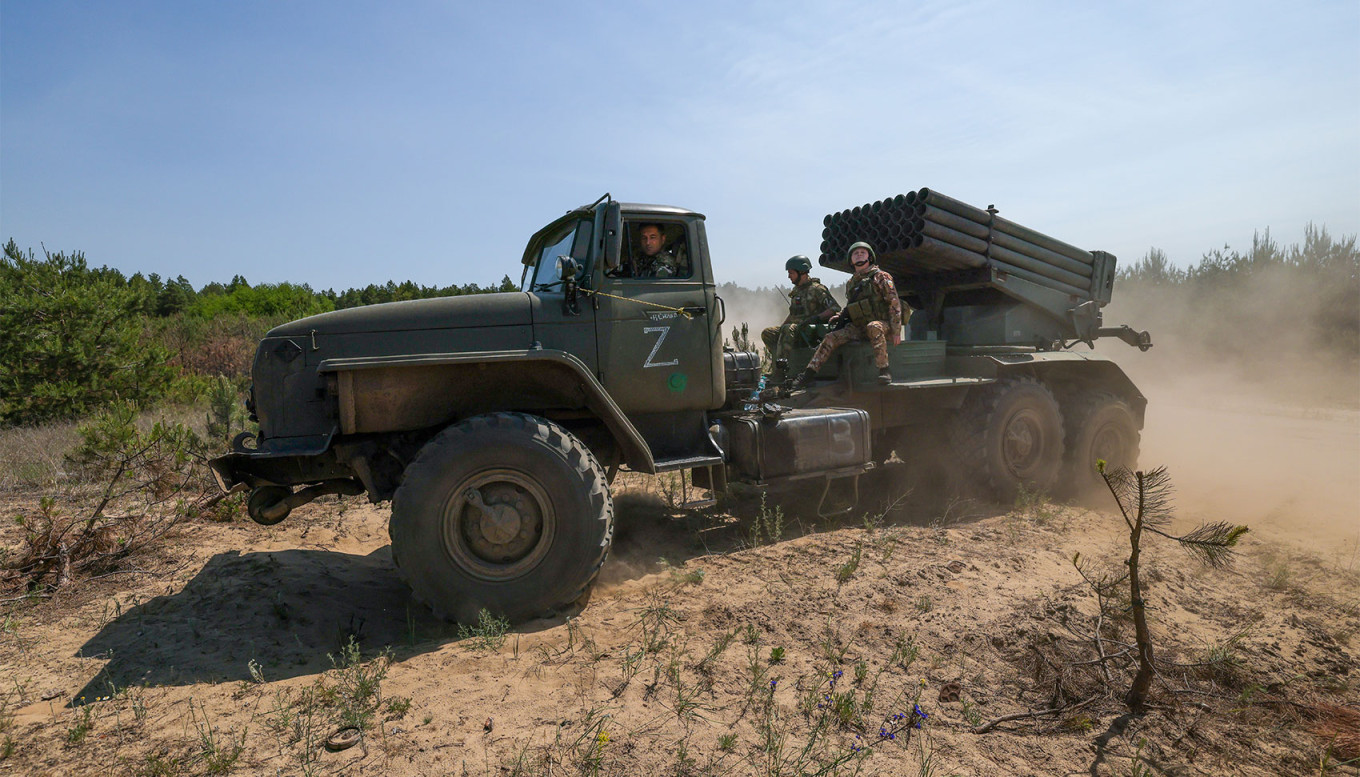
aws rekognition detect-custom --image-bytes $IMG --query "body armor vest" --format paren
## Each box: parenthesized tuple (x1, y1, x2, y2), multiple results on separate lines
(844, 268, 891, 326)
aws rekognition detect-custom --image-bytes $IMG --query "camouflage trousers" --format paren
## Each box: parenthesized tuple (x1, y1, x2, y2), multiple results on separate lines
(807, 320, 891, 371)
(761, 323, 824, 365)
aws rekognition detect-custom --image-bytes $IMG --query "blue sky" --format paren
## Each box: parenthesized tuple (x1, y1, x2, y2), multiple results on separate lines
(3, 1, 1357, 290)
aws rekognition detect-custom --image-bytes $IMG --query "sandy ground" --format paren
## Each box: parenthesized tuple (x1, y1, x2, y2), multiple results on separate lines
(2, 377, 1357, 776)
(1145, 397, 1359, 552)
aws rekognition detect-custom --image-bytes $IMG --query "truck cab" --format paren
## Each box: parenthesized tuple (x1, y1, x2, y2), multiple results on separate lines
(522, 200, 727, 471)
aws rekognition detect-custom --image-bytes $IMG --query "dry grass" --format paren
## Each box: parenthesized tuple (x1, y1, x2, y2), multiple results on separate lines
(0, 420, 84, 493)
(1310, 704, 1360, 762)
(0, 404, 216, 496)
(3, 404, 212, 594)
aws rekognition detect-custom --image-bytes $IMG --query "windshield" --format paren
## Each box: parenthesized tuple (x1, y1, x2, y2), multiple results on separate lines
(530, 218, 592, 290)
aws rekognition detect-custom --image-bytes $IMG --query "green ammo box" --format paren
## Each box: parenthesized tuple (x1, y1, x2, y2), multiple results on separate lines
(785, 339, 947, 384)
(845, 340, 947, 385)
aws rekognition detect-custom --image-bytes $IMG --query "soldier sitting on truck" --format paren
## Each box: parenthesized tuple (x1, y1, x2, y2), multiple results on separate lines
(794, 241, 902, 387)
(632, 223, 684, 278)
(762, 255, 840, 381)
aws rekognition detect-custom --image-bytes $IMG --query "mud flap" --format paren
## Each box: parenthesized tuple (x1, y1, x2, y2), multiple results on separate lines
(689, 463, 727, 495)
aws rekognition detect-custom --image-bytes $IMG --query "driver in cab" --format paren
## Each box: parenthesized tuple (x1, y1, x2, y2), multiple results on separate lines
(630, 224, 681, 278)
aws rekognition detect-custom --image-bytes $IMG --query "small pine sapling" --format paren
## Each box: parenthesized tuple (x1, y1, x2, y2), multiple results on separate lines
(1096, 461, 1249, 711)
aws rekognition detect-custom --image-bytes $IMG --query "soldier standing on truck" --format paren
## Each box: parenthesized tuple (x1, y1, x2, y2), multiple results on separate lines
(762, 255, 840, 382)
(795, 241, 902, 387)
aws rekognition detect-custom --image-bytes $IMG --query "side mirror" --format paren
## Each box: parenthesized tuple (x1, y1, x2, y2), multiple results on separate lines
(603, 202, 623, 272)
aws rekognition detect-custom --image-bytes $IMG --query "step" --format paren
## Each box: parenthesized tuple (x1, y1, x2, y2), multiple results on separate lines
(652, 455, 725, 473)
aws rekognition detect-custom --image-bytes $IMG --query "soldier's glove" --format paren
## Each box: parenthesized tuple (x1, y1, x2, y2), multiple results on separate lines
(829, 314, 850, 332)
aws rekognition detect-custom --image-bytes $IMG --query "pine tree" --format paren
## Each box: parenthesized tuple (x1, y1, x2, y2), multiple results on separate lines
(0, 241, 173, 424)
(1096, 462, 1248, 711)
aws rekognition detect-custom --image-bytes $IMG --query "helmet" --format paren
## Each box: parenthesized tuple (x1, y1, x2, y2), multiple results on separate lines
(847, 241, 877, 264)
(785, 255, 813, 274)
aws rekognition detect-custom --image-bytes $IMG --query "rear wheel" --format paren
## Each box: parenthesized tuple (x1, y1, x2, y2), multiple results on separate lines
(390, 413, 613, 624)
(951, 377, 1065, 502)
(1063, 394, 1140, 498)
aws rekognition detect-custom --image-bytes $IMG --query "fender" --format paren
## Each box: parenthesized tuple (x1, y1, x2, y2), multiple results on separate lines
(318, 349, 656, 472)
(975, 350, 1148, 424)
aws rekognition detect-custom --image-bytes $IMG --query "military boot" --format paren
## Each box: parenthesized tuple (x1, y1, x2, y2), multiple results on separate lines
(877, 367, 892, 385)
(792, 367, 818, 390)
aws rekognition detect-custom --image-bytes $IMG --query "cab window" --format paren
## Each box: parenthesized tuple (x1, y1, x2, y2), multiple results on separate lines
(530, 218, 592, 290)
(611, 221, 691, 280)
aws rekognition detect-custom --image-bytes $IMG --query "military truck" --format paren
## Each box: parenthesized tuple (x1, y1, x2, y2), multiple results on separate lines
(210, 190, 1151, 624)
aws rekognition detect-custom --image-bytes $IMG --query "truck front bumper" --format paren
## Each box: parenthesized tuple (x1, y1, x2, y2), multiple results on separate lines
(208, 432, 347, 491)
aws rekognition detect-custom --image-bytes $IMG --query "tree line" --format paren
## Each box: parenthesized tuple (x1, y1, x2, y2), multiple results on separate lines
(16, 255, 517, 321)
(0, 238, 515, 425)
(3, 225, 1356, 427)
(1113, 224, 1358, 361)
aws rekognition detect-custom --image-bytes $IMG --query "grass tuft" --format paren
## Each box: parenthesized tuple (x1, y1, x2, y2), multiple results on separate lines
(458, 608, 511, 652)
(326, 636, 392, 730)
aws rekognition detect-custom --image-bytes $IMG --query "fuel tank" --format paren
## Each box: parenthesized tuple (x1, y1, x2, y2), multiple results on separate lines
(720, 407, 871, 484)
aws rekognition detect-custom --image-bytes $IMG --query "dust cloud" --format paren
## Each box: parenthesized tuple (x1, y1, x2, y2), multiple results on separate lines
(1119, 361, 1358, 556)
(715, 280, 846, 350)
(1102, 265, 1359, 559)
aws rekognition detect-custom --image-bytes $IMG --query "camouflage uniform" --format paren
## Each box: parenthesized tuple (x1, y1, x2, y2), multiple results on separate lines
(635, 249, 681, 279)
(761, 276, 841, 363)
(806, 265, 902, 371)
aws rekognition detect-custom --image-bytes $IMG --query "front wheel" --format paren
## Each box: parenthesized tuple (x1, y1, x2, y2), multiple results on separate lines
(390, 413, 614, 624)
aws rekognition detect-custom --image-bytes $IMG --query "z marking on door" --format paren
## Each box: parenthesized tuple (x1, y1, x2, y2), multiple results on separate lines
(642, 327, 679, 368)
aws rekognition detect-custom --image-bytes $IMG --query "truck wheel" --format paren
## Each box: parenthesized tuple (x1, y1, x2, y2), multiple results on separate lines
(951, 378, 1064, 502)
(1063, 394, 1140, 498)
(389, 412, 614, 624)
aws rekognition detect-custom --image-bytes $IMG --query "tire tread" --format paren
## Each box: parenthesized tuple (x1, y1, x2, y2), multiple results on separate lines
(949, 376, 1064, 501)
(389, 412, 613, 623)
(1060, 392, 1140, 497)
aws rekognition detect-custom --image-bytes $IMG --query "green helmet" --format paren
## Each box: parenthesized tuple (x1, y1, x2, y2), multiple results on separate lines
(785, 255, 813, 274)
(847, 241, 877, 264)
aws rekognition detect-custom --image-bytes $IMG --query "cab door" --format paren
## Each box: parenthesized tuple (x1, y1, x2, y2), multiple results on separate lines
(592, 217, 715, 414)
(527, 214, 597, 372)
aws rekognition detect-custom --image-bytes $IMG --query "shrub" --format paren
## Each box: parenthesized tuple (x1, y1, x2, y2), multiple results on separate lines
(2, 403, 205, 592)
(150, 312, 271, 379)
(1090, 463, 1248, 711)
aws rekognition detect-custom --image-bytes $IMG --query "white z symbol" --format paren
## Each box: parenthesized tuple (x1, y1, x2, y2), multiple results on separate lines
(643, 326, 679, 368)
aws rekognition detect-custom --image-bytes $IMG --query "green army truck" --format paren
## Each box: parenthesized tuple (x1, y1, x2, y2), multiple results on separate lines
(210, 191, 1152, 624)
